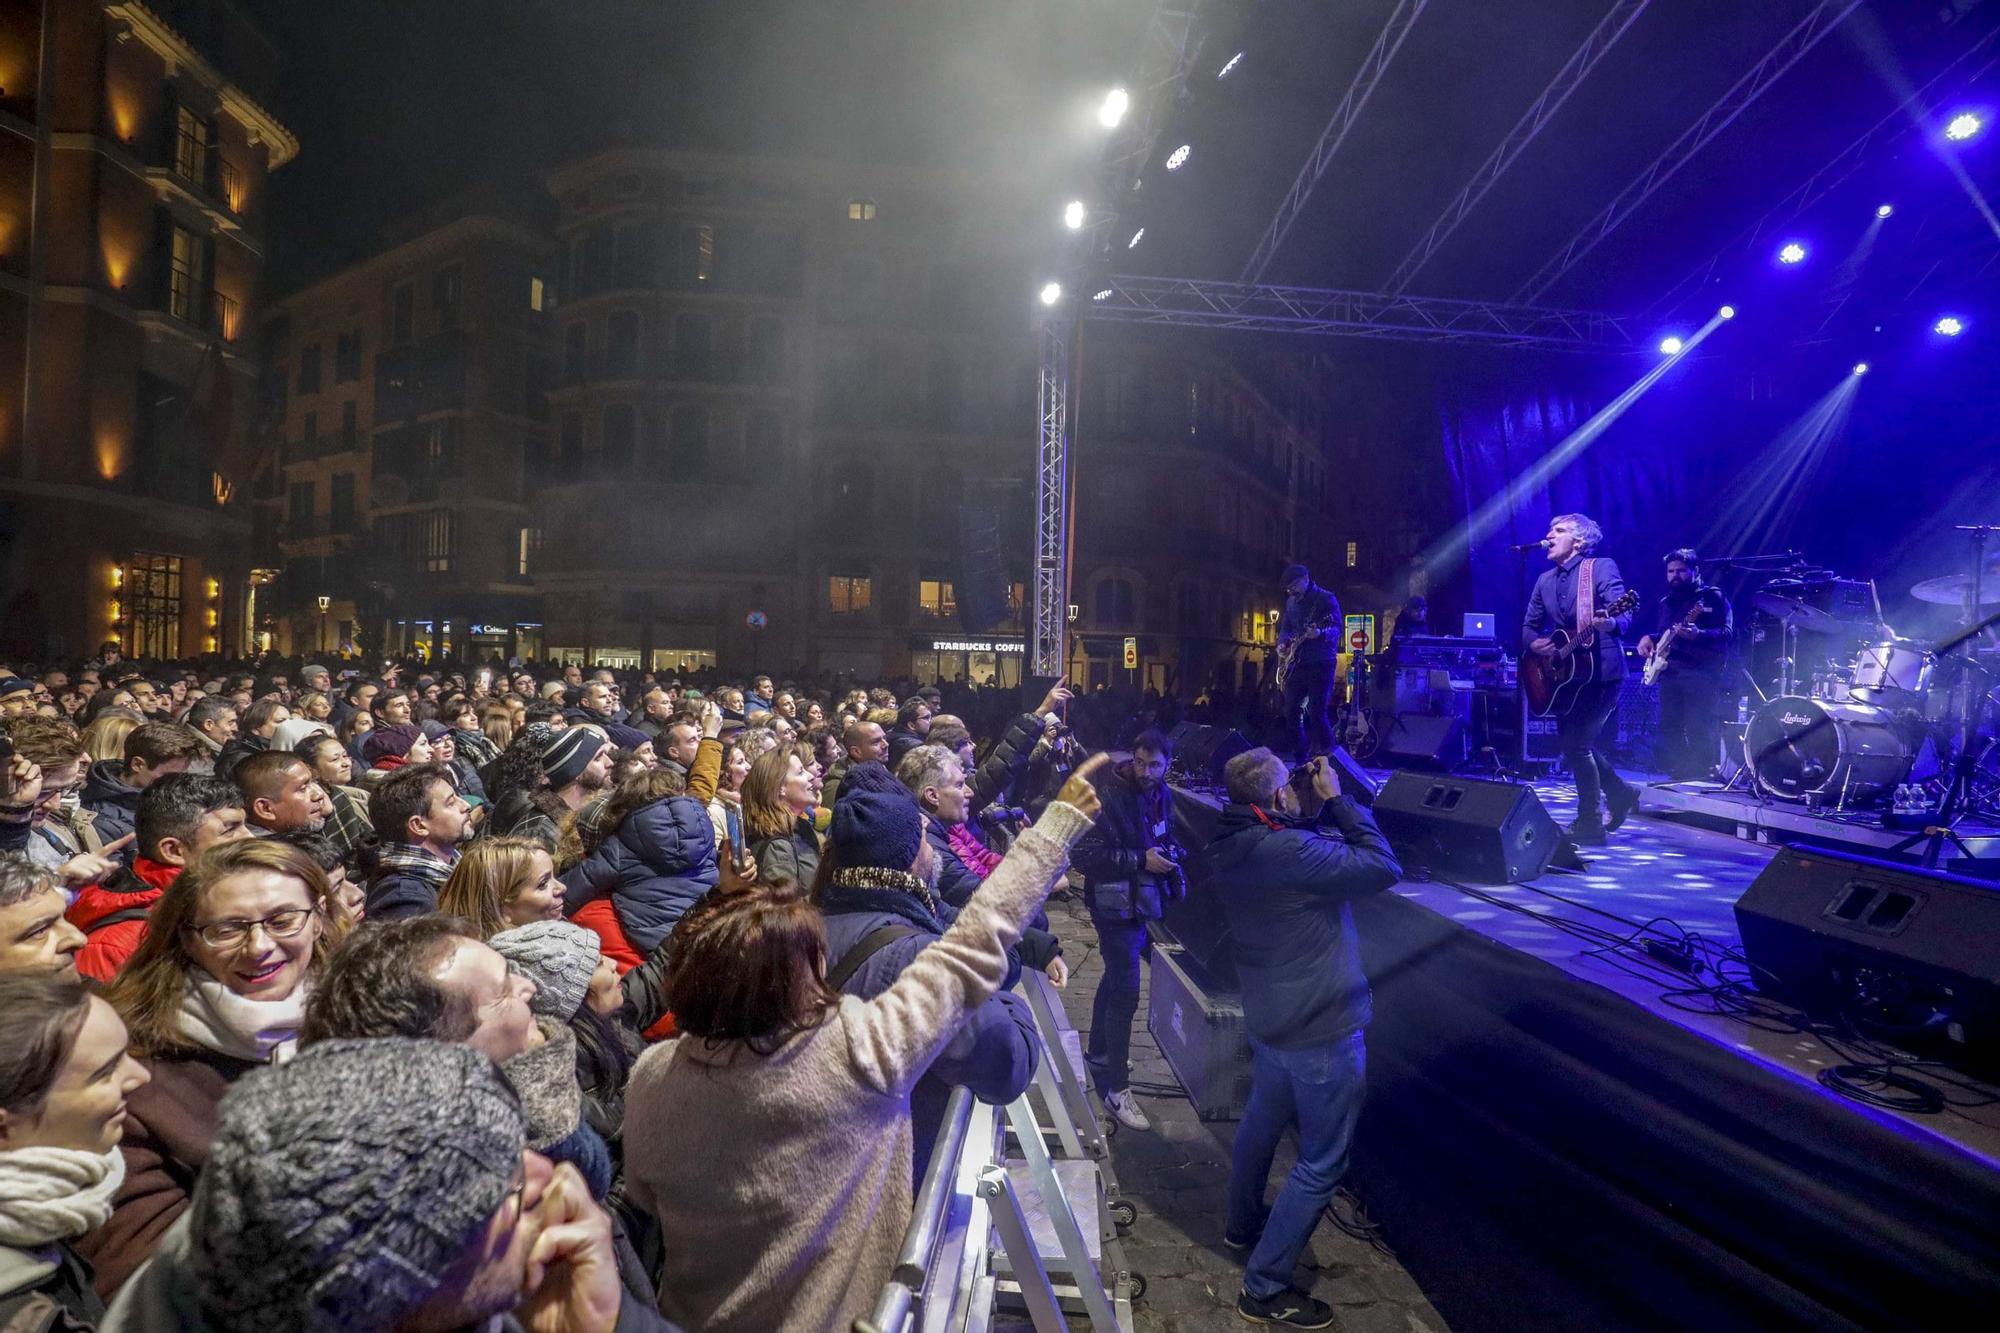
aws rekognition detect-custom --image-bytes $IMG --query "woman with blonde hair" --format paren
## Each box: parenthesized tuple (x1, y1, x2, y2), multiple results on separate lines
(479, 701, 515, 754)
(79, 711, 142, 766)
(435, 835, 563, 938)
(80, 839, 331, 1295)
(742, 745, 821, 887)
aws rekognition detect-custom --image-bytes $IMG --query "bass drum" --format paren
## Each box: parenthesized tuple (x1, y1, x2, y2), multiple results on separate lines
(1744, 696, 1912, 804)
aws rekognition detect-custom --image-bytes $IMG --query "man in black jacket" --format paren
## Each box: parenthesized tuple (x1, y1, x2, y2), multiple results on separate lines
(1637, 547, 1733, 781)
(1277, 563, 1342, 761)
(1071, 729, 1177, 1132)
(1198, 747, 1400, 1329)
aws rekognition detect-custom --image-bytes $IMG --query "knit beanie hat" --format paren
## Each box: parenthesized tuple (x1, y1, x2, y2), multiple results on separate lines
(604, 722, 650, 751)
(831, 784, 925, 872)
(540, 728, 605, 789)
(362, 723, 422, 765)
(420, 720, 451, 742)
(489, 920, 602, 1020)
(270, 718, 333, 753)
(189, 1038, 525, 1331)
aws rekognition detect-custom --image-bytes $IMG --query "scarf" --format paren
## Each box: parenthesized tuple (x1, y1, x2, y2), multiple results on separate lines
(0, 1147, 126, 1248)
(822, 866, 945, 929)
(947, 822, 1002, 878)
(375, 841, 457, 886)
(177, 973, 307, 1064)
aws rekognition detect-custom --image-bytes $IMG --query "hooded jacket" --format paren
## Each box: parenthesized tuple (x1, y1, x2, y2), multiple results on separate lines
(67, 858, 182, 981)
(81, 759, 141, 853)
(560, 796, 720, 954)
(925, 818, 1060, 969)
(1196, 796, 1400, 1050)
(819, 875, 1040, 1179)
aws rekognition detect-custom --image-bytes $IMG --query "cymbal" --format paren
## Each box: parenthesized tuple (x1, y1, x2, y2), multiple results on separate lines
(1910, 569, 2000, 607)
(1751, 592, 1872, 635)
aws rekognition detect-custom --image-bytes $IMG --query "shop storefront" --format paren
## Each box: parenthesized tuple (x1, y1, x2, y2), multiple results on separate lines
(910, 637, 1025, 687)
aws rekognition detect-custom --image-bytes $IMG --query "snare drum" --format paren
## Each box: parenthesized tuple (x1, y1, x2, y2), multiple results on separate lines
(1744, 696, 1912, 804)
(1850, 637, 1934, 711)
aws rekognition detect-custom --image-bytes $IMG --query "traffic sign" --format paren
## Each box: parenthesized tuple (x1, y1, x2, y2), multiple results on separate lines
(745, 610, 769, 631)
(1344, 613, 1376, 655)
(1122, 636, 1138, 669)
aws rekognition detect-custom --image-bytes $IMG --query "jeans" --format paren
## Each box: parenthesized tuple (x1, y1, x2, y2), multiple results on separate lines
(1085, 912, 1148, 1095)
(1226, 1031, 1368, 1300)
(1657, 669, 1724, 779)
(1286, 658, 1336, 759)
(1559, 675, 1630, 826)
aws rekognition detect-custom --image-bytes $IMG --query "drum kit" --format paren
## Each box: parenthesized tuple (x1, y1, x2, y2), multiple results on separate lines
(1739, 528, 2000, 841)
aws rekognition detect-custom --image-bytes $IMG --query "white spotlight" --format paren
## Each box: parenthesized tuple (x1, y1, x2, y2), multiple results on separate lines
(1944, 112, 1983, 142)
(1127, 227, 1145, 249)
(1875, 203, 1894, 219)
(1039, 282, 1062, 307)
(1063, 200, 1085, 230)
(1935, 315, 1966, 337)
(1092, 288, 1113, 302)
(1098, 88, 1130, 129)
(1218, 51, 1245, 79)
(1165, 144, 1191, 171)
(1719, 305, 1737, 320)
(1777, 241, 1808, 265)
(1852, 362, 1870, 376)
(1658, 336, 1685, 355)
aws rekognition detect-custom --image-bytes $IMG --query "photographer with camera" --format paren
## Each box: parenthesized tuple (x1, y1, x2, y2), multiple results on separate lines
(1197, 748, 1401, 1328)
(1071, 728, 1181, 1132)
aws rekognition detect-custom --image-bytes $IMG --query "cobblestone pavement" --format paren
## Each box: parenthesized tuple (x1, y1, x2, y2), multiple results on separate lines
(1045, 890, 1448, 1333)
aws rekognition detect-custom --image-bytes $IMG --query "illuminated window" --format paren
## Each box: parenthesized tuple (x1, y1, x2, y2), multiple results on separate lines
(517, 527, 543, 576)
(422, 510, 454, 573)
(173, 107, 207, 187)
(847, 198, 877, 222)
(828, 575, 872, 614)
(169, 225, 204, 324)
(529, 276, 547, 312)
(1345, 540, 1358, 568)
(918, 578, 957, 619)
(124, 553, 182, 658)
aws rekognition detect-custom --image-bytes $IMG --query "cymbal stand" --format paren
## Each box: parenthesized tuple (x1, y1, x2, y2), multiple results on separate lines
(1891, 533, 2000, 868)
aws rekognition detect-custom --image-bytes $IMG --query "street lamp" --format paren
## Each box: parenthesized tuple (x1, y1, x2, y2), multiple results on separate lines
(317, 595, 330, 653)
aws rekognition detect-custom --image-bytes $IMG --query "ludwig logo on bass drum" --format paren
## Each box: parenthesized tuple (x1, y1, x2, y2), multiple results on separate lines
(1780, 712, 1814, 727)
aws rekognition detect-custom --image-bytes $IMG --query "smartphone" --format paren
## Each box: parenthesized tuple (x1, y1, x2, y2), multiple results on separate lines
(723, 804, 749, 873)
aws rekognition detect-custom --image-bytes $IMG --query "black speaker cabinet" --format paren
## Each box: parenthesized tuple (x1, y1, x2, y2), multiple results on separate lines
(1324, 745, 1380, 808)
(1379, 712, 1468, 770)
(1735, 847, 2000, 1066)
(1372, 771, 1565, 884)
(1171, 725, 1251, 787)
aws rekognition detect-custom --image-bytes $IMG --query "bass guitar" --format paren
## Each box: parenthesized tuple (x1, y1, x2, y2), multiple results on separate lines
(1641, 602, 1705, 687)
(1522, 589, 1639, 717)
(1274, 615, 1335, 689)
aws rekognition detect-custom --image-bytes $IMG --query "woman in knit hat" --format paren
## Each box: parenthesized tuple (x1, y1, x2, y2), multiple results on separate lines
(421, 719, 488, 809)
(0, 973, 151, 1329)
(81, 839, 331, 1298)
(436, 836, 564, 937)
(624, 754, 1108, 1333)
(356, 723, 431, 791)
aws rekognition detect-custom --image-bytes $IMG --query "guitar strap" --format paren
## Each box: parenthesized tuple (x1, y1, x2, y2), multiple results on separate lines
(1577, 557, 1596, 637)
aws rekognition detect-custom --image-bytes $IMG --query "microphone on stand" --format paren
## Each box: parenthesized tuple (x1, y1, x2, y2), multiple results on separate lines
(1509, 540, 1552, 552)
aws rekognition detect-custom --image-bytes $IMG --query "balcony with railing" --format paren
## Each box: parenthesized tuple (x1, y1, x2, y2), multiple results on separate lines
(374, 330, 468, 422)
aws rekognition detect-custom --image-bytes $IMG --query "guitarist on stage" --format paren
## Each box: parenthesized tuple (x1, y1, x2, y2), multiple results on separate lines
(1523, 514, 1639, 844)
(1637, 548, 1733, 782)
(1278, 563, 1341, 760)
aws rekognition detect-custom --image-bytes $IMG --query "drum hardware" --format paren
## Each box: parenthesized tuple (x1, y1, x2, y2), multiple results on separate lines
(1744, 695, 1913, 809)
(1892, 526, 2000, 867)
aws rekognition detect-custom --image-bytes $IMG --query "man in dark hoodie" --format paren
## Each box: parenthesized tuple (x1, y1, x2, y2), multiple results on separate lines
(816, 761, 1042, 1178)
(1197, 747, 1400, 1330)
(79, 722, 205, 857)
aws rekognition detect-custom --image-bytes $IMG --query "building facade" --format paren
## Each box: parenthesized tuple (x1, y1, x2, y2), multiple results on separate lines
(0, 0, 295, 661)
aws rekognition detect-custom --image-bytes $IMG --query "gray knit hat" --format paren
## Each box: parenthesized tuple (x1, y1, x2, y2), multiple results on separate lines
(489, 920, 602, 1020)
(190, 1037, 526, 1331)
(540, 727, 606, 788)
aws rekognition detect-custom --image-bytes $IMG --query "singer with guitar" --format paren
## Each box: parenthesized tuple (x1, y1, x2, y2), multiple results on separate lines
(1638, 548, 1733, 781)
(1522, 514, 1640, 844)
(1277, 563, 1341, 760)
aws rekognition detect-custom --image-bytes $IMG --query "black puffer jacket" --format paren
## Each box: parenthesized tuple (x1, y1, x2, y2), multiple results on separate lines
(1072, 759, 1177, 919)
(968, 712, 1043, 812)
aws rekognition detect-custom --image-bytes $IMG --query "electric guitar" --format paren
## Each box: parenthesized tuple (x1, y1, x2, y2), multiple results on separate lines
(1641, 602, 1705, 687)
(1274, 615, 1335, 689)
(1522, 589, 1640, 717)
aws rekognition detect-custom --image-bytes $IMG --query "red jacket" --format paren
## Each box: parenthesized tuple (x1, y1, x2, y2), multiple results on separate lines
(570, 896, 676, 1041)
(67, 858, 181, 982)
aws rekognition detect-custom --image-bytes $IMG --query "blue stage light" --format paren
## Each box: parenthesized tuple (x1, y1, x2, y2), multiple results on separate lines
(1719, 305, 1736, 320)
(1658, 336, 1685, 355)
(1852, 362, 1869, 376)
(1944, 112, 1983, 142)
(1935, 315, 1966, 337)
(1777, 242, 1808, 265)
(1875, 203, 1894, 219)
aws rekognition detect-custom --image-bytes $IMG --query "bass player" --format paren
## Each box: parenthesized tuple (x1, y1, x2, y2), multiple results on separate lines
(1638, 548, 1733, 781)
(1277, 562, 1341, 760)
(1523, 514, 1639, 844)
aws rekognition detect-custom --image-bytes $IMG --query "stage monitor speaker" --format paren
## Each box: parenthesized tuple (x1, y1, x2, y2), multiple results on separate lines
(1734, 847, 2000, 1066)
(1163, 788, 1236, 986)
(1378, 712, 1467, 770)
(1372, 771, 1567, 884)
(1171, 725, 1250, 787)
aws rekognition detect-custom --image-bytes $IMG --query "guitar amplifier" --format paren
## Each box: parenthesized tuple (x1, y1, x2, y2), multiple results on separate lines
(1617, 677, 1660, 748)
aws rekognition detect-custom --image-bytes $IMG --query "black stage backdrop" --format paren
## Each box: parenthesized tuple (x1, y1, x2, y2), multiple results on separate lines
(1348, 889, 2000, 1332)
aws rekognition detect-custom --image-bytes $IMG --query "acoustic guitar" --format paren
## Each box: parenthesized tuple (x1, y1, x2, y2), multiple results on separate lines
(1522, 589, 1640, 717)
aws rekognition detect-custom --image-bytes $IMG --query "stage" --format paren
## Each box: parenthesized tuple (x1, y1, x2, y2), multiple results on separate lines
(1639, 776, 2000, 867)
(1163, 775, 2000, 1331)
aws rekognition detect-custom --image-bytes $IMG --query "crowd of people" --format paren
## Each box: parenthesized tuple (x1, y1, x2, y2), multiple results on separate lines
(0, 647, 1399, 1331)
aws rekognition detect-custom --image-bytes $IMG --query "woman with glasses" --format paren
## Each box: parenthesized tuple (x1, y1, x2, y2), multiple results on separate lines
(79, 839, 330, 1298)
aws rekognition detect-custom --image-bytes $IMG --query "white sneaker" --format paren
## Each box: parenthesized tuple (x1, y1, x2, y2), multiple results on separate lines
(1103, 1089, 1151, 1132)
